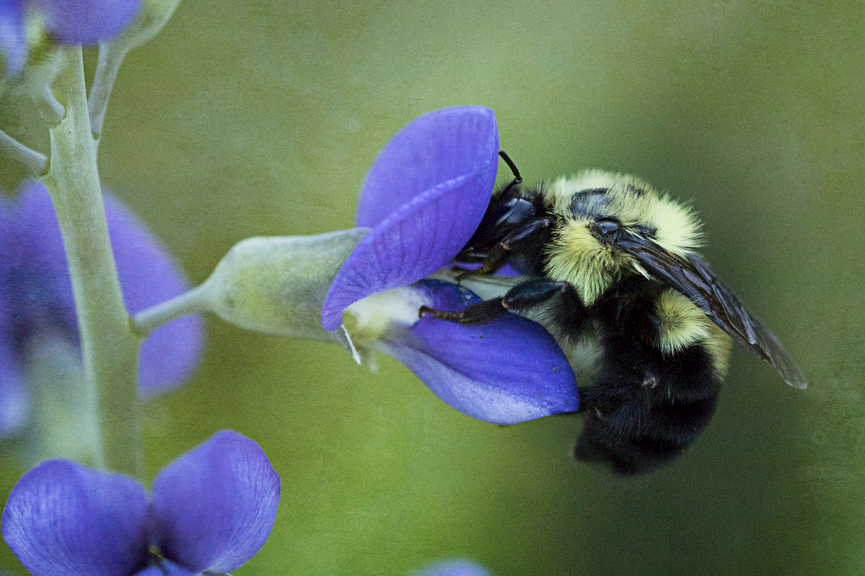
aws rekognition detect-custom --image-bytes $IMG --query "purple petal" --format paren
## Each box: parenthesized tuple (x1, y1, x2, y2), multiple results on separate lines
(355, 106, 499, 228)
(5, 181, 202, 394)
(1, 460, 150, 576)
(410, 559, 495, 576)
(0, 0, 26, 75)
(3, 182, 78, 343)
(134, 561, 197, 576)
(321, 107, 498, 331)
(36, 0, 140, 44)
(151, 430, 281, 574)
(0, 196, 30, 439)
(378, 280, 578, 425)
(0, 343, 28, 438)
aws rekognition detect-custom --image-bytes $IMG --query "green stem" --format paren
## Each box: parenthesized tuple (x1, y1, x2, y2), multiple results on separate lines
(133, 283, 211, 336)
(0, 129, 48, 175)
(39, 46, 143, 478)
(88, 43, 130, 137)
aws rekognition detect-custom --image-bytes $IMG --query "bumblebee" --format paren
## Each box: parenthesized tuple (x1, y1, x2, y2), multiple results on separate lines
(422, 153, 806, 474)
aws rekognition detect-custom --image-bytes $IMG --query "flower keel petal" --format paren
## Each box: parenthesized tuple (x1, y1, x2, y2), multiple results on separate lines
(378, 281, 578, 425)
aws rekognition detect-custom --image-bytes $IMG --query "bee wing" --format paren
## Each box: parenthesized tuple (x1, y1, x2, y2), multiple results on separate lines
(619, 237, 807, 389)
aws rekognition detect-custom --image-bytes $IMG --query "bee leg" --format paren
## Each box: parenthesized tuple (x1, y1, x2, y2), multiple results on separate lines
(419, 298, 508, 324)
(475, 217, 554, 275)
(501, 279, 574, 311)
(419, 279, 579, 325)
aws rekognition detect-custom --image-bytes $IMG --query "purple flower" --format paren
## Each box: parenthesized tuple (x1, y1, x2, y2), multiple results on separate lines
(0, 180, 202, 438)
(410, 559, 494, 576)
(1, 430, 280, 576)
(1, 0, 140, 75)
(321, 107, 578, 425)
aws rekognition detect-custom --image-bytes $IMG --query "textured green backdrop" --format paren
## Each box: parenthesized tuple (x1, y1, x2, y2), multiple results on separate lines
(2, 1, 863, 574)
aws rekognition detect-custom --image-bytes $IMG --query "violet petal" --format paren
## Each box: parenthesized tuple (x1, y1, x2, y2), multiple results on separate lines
(37, 0, 140, 44)
(4, 182, 78, 343)
(151, 430, 280, 574)
(0, 343, 28, 438)
(134, 561, 198, 576)
(1, 460, 150, 576)
(7, 181, 202, 394)
(410, 559, 495, 576)
(322, 107, 498, 330)
(0, 0, 26, 75)
(355, 106, 498, 228)
(378, 280, 579, 425)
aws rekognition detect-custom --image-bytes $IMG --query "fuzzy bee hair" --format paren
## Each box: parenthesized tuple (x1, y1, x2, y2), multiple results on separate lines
(424, 156, 804, 474)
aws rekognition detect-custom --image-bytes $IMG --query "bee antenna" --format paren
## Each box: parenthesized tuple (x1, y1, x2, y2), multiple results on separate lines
(498, 150, 523, 196)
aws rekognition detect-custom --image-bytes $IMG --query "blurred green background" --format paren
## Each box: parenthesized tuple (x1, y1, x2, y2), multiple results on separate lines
(2, 0, 863, 574)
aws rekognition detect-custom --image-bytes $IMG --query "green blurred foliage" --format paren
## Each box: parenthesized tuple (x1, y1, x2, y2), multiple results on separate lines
(2, 0, 864, 574)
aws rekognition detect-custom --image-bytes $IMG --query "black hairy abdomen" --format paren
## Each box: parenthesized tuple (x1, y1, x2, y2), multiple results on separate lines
(574, 332, 721, 475)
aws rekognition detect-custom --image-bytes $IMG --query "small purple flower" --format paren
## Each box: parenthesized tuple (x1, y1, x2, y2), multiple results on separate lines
(0, 180, 202, 438)
(321, 107, 578, 425)
(410, 559, 495, 576)
(1, 430, 280, 576)
(1, 0, 140, 75)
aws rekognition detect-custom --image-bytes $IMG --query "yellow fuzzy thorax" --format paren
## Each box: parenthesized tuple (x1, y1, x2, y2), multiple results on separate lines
(545, 216, 632, 305)
(541, 171, 704, 306)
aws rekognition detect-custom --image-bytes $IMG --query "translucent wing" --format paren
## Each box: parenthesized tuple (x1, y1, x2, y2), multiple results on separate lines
(618, 236, 807, 389)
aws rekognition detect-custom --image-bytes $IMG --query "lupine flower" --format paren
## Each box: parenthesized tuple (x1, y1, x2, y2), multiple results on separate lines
(320, 106, 579, 424)
(2, 430, 280, 576)
(1, 0, 140, 75)
(409, 558, 494, 576)
(179, 107, 576, 424)
(0, 180, 202, 438)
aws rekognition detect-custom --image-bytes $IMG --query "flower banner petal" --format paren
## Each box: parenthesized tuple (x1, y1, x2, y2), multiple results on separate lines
(322, 107, 499, 331)
(151, 430, 280, 574)
(1, 460, 150, 576)
(355, 106, 498, 228)
(378, 280, 579, 425)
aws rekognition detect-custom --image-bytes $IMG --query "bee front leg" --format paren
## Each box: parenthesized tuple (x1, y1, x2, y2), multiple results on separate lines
(458, 217, 554, 277)
(419, 279, 577, 325)
(419, 298, 508, 324)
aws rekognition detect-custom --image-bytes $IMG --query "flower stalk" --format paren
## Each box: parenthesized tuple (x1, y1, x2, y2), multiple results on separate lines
(0, 129, 48, 175)
(39, 46, 142, 477)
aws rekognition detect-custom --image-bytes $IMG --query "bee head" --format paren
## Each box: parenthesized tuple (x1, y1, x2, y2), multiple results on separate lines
(544, 171, 702, 306)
